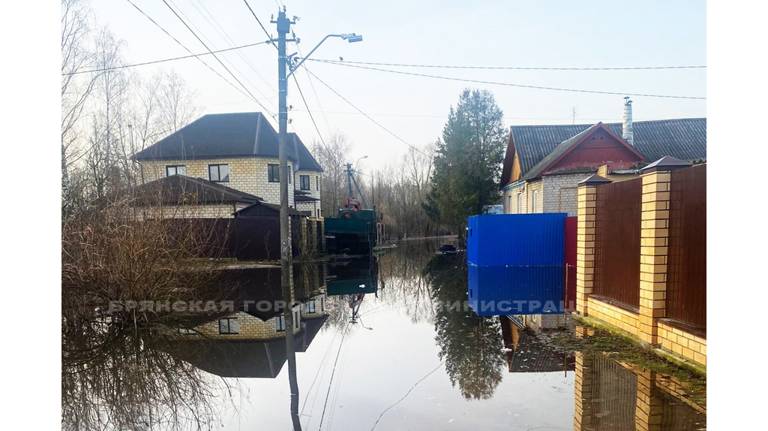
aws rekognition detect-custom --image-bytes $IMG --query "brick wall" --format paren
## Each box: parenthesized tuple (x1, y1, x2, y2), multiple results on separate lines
(140, 157, 298, 207)
(135, 203, 237, 220)
(587, 297, 639, 336)
(657, 320, 706, 366)
(542, 173, 586, 215)
(187, 311, 300, 340)
(502, 180, 542, 214)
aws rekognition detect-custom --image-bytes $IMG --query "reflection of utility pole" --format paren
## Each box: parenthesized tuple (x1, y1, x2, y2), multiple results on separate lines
(269, 7, 361, 430)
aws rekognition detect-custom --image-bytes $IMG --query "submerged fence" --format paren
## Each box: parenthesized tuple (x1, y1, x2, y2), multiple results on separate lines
(593, 178, 642, 308)
(666, 165, 707, 331)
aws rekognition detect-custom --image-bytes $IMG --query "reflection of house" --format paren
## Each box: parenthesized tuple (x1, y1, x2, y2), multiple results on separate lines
(168, 314, 329, 378)
(133, 112, 323, 213)
(499, 317, 574, 373)
(500, 99, 706, 216)
(166, 265, 330, 378)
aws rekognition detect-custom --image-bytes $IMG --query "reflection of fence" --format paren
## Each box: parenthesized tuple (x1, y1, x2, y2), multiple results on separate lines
(666, 165, 706, 330)
(574, 353, 705, 431)
(593, 178, 642, 308)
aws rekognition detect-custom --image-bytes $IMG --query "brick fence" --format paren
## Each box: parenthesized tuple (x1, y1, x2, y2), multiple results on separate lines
(575, 163, 707, 367)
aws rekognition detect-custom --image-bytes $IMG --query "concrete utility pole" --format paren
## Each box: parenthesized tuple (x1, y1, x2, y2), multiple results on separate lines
(272, 8, 362, 270)
(270, 10, 362, 428)
(275, 9, 294, 271)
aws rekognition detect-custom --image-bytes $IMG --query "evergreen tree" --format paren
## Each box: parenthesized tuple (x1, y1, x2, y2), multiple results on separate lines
(425, 89, 507, 235)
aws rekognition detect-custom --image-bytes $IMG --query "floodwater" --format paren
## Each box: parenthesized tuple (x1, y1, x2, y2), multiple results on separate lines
(62, 239, 705, 430)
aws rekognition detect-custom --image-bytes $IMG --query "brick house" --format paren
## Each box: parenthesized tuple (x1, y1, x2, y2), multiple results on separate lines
(133, 112, 323, 217)
(129, 174, 263, 220)
(500, 100, 706, 216)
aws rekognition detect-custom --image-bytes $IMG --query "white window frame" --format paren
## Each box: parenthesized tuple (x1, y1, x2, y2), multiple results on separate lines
(218, 318, 239, 334)
(166, 165, 186, 176)
(275, 315, 286, 331)
(208, 164, 230, 182)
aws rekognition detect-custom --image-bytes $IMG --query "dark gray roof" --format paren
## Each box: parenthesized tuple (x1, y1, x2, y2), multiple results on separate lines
(130, 175, 262, 206)
(133, 113, 323, 172)
(509, 118, 706, 178)
(290, 133, 323, 172)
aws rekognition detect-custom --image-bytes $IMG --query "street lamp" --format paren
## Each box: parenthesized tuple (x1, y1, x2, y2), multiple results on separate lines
(287, 33, 363, 78)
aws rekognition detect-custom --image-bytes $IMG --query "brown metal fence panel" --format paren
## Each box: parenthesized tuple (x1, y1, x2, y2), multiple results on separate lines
(594, 178, 642, 308)
(666, 165, 706, 331)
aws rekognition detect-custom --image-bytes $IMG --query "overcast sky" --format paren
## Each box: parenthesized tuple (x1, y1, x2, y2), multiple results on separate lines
(90, 0, 706, 170)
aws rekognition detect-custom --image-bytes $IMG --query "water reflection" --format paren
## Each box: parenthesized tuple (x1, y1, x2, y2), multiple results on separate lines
(62, 238, 705, 430)
(426, 253, 507, 400)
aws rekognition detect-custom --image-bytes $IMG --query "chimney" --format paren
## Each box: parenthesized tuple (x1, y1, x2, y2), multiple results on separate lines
(622, 96, 634, 145)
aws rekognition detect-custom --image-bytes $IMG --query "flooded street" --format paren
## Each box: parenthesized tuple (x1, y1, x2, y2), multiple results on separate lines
(62, 239, 705, 430)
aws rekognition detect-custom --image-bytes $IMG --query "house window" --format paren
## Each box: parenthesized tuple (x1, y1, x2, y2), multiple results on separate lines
(218, 318, 239, 334)
(300, 175, 311, 190)
(316, 176, 320, 191)
(517, 192, 524, 213)
(275, 315, 286, 331)
(166, 165, 186, 176)
(316, 209, 321, 217)
(305, 300, 316, 314)
(208, 164, 230, 182)
(268, 164, 279, 182)
(531, 190, 539, 213)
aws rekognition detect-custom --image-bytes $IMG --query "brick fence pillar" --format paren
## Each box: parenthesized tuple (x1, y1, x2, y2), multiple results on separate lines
(638, 170, 672, 344)
(575, 174, 611, 316)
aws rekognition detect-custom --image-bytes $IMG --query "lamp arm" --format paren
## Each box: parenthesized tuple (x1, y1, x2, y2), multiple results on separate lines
(287, 34, 341, 77)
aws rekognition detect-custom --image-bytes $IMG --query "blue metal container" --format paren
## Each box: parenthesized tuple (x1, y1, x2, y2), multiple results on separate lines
(466, 213, 567, 316)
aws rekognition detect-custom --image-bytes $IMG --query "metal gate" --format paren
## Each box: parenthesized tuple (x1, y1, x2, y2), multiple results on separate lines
(593, 178, 642, 308)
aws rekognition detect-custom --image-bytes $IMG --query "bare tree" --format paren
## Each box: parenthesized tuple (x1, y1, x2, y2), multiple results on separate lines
(62, 0, 99, 215)
(313, 133, 351, 216)
(366, 143, 436, 239)
(157, 69, 199, 134)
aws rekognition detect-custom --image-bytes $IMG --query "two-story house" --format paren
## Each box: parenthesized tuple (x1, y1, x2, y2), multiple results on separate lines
(133, 112, 323, 217)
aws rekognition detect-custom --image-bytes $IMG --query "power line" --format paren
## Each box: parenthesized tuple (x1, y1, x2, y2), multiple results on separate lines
(189, 0, 275, 94)
(293, 74, 327, 148)
(242, 0, 278, 50)
(63, 40, 272, 75)
(317, 324, 349, 431)
(308, 59, 707, 100)
(123, 0, 262, 108)
(368, 361, 445, 431)
(303, 68, 430, 156)
(308, 58, 707, 71)
(159, 0, 274, 115)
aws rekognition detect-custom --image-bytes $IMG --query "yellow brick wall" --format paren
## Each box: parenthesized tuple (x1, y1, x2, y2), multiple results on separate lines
(139, 157, 297, 206)
(503, 180, 543, 214)
(657, 321, 707, 366)
(587, 297, 640, 336)
(134, 203, 238, 220)
(186, 311, 300, 340)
